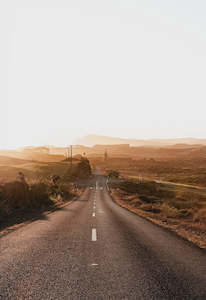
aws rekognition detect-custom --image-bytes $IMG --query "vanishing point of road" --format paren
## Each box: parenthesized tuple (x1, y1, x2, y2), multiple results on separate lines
(1, 175, 206, 299)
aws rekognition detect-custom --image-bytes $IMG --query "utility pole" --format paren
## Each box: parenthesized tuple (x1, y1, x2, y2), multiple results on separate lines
(66, 148, 69, 159)
(70, 145, 73, 169)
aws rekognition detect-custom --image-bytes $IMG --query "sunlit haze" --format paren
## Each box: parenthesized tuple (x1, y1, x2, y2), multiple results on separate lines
(1, 0, 206, 149)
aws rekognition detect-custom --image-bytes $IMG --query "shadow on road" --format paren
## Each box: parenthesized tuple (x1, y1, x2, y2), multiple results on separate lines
(74, 199, 88, 202)
(0, 202, 72, 238)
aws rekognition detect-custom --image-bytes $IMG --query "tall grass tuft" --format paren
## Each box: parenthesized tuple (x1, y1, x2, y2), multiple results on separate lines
(0, 181, 29, 215)
(29, 182, 53, 208)
(0, 181, 53, 216)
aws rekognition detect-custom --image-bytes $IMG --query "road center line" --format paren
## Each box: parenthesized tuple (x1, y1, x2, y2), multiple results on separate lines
(92, 228, 97, 241)
(92, 212, 95, 217)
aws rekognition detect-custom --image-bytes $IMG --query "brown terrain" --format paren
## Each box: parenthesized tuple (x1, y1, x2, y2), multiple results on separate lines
(1, 136, 206, 248)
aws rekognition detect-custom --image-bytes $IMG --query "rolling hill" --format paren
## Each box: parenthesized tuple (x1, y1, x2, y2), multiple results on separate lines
(76, 135, 206, 147)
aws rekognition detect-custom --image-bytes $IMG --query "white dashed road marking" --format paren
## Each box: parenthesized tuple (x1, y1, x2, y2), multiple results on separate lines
(92, 212, 95, 217)
(92, 229, 97, 241)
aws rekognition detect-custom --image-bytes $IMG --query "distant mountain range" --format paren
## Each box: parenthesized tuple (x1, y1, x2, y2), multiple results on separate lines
(76, 135, 206, 147)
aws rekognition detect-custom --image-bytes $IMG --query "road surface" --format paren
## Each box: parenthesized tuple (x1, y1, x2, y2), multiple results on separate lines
(1, 175, 206, 299)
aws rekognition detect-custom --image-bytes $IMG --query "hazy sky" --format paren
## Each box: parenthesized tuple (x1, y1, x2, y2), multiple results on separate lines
(1, 0, 206, 148)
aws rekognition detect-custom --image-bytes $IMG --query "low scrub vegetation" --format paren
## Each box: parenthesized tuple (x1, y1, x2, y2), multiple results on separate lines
(111, 178, 206, 248)
(107, 170, 120, 178)
(95, 153, 206, 187)
(112, 179, 206, 220)
(115, 180, 175, 204)
(0, 156, 92, 227)
(110, 179, 206, 248)
(0, 178, 73, 218)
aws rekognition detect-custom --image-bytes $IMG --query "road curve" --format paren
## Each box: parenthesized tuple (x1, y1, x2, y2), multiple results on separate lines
(0, 175, 206, 299)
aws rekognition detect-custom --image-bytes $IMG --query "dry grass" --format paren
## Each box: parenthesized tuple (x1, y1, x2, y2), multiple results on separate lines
(0, 181, 54, 216)
(193, 208, 206, 224)
(111, 178, 206, 249)
(0, 156, 92, 223)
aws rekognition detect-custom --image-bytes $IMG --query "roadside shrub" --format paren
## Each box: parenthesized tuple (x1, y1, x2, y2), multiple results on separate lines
(154, 187, 175, 199)
(118, 180, 175, 200)
(118, 180, 140, 194)
(0, 181, 29, 215)
(169, 198, 194, 210)
(29, 182, 52, 208)
(0, 180, 53, 216)
(107, 170, 120, 178)
(178, 209, 193, 218)
(58, 182, 73, 200)
(133, 199, 142, 207)
(137, 182, 164, 197)
(176, 190, 206, 203)
(169, 190, 206, 211)
(193, 208, 206, 224)
(140, 203, 161, 213)
(139, 195, 159, 204)
(161, 203, 179, 218)
(121, 194, 138, 203)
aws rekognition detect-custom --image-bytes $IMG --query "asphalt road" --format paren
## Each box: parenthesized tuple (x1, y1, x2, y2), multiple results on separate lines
(1, 175, 206, 299)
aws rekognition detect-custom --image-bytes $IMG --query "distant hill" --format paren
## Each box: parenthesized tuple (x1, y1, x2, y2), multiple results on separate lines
(0, 155, 30, 166)
(0, 149, 64, 163)
(76, 135, 206, 147)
